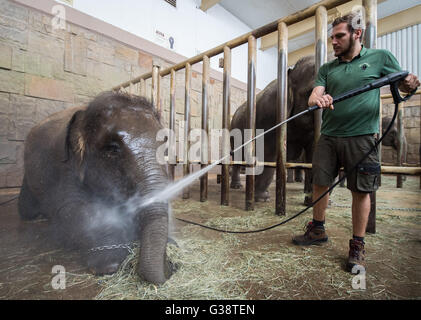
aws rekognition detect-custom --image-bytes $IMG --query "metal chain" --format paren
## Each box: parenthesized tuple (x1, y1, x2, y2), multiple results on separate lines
(88, 242, 137, 253)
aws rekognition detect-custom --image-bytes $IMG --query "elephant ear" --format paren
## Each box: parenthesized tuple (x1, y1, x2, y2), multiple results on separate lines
(63, 110, 87, 182)
(287, 67, 294, 118)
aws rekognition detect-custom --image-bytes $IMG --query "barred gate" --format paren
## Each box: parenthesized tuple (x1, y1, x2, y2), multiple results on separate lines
(112, 0, 421, 234)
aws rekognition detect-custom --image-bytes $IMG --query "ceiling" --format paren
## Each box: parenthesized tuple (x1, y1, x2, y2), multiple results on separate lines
(218, 0, 421, 52)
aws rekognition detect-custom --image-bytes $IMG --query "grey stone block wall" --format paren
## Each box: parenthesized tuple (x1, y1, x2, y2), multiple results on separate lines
(0, 0, 247, 187)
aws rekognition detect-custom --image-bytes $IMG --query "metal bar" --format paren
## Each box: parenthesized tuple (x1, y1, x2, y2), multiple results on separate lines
(169, 69, 176, 181)
(246, 35, 257, 211)
(364, 0, 378, 235)
(276, 22, 288, 216)
(113, 0, 352, 90)
(183, 63, 192, 199)
(221, 46, 231, 206)
(397, 102, 404, 188)
(200, 56, 210, 202)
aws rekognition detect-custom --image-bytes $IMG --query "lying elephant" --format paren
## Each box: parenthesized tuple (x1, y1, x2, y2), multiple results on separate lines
(230, 55, 316, 202)
(230, 55, 408, 202)
(19, 92, 171, 284)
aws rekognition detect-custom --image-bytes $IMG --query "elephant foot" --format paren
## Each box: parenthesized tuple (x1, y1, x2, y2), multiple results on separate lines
(230, 181, 243, 189)
(304, 195, 312, 206)
(86, 248, 129, 276)
(168, 237, 179, 247)
(255, 191, 270, 202)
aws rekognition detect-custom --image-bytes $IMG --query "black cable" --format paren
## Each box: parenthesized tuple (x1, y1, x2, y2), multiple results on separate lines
(176, 88, 404, 234)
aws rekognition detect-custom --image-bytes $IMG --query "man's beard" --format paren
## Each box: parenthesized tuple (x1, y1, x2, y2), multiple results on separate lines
(335, 36, 355, 57)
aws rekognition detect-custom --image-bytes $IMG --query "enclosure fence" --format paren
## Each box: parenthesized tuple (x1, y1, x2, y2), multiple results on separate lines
(112, 0, 421, 233)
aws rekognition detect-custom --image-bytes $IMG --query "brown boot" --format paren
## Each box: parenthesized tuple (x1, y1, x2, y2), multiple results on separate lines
(346, 239, 366, 272)
(292, 221, 328, 246)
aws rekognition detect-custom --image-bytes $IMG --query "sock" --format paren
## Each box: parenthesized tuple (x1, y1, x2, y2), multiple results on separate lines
(312, 219, 325, 228)
(353, 235, 365, 243)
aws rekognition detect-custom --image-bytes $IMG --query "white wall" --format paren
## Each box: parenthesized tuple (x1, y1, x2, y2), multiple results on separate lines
(66, 0, 276, 89)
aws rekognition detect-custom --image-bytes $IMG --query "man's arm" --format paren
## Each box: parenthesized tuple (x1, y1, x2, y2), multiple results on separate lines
(399, 74, 420, 93)
(308, 86, 334, 110)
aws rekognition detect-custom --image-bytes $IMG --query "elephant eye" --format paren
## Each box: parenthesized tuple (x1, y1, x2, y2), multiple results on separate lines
(103, 141, 121, 155)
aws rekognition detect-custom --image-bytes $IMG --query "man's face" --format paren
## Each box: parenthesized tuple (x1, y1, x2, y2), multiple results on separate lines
(331, 22, 358, 57)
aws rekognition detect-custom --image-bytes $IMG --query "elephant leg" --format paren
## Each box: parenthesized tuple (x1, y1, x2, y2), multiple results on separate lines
(255, 167, 275, 202)
(230, 165, 242, 189)
(53, 200, 133, 275)
(295, 169, 303, 182)
(18, 176, 41, 220)
(339, 170, 346, 187)
(287, 169, 294, 183)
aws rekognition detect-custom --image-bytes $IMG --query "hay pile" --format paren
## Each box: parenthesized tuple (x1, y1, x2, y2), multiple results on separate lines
(88, 175, 420, 300)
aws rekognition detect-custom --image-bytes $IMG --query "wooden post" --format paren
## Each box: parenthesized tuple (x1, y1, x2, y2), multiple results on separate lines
(183, 63, 192, 199)
(169, 69, 176, 181)
(314, 6, 327, 141)
(221, 46, 231, 206)
(363, 0, 377, 234)
(245, 35, 257, 211)
(152, 65, 160, 111)
(378, 98, 382, 186)
(397, 102, 404, 188)
(308, 5, 328, 205)
(200, 56, 210, 202)
(276, 22, 288, 216)
(139, 78, 146, 97)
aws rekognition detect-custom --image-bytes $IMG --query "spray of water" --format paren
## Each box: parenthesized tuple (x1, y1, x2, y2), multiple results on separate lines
(132, 110, 309, 210)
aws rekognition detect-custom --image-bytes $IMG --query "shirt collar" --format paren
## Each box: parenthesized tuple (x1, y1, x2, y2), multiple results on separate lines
(337, 45, 367, 64)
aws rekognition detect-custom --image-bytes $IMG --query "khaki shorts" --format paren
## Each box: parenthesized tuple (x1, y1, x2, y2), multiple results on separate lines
(312, 134, 380, 193)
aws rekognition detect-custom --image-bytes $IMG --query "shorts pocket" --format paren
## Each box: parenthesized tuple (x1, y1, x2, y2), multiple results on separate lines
(356, 163, 380, 192)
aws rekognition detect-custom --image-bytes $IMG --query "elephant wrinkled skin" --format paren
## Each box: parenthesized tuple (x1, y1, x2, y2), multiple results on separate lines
(18, 92, 172, 284)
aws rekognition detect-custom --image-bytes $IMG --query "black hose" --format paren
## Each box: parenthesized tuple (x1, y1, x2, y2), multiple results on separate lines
(176, 90, 404, 234)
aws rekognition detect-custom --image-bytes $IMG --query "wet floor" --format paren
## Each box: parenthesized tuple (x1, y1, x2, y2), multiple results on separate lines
(1, 171, 420, 299)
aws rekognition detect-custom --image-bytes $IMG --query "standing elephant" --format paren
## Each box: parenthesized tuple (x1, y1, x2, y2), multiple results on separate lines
(18, 92, 172, 284)
(230, 55, 316, 202)
(230, 55, 407, 202)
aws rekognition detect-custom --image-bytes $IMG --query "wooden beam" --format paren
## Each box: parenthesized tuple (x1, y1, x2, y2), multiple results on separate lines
(261, 0, 421, 52)
(261, 0, 364, 51)
(200, 0, 221, 12)
(287, 4, 421, 65)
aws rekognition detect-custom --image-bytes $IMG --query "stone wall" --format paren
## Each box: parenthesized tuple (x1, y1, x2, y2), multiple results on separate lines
(0, 0, 248, 188)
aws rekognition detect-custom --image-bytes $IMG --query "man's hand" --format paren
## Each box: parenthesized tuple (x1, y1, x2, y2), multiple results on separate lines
(309, 86, 334, 110)
(399, 74, 420, 93)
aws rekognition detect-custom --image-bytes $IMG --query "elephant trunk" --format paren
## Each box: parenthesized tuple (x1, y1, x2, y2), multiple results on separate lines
(137, 203, 170, 284)
(134, 158, 171, 284)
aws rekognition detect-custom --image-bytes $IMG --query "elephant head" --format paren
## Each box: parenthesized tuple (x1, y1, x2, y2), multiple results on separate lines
(64, 92, 171, 284)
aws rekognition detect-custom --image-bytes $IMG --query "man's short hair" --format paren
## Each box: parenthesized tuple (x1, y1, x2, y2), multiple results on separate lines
(332, 12, 365, 41)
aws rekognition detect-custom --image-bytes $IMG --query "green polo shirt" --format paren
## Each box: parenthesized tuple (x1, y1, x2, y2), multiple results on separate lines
(315, 46, 402, 137)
